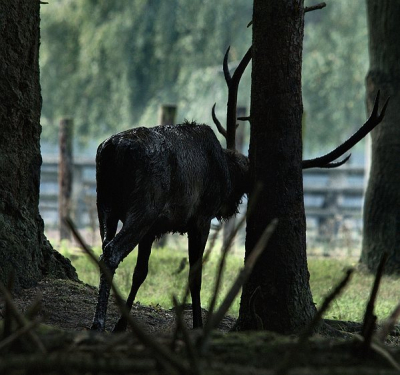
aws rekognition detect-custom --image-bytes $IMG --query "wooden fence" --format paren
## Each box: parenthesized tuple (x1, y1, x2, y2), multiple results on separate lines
(39, 157, 366, 246)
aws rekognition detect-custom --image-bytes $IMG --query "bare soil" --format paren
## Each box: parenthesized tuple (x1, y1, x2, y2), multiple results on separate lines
(0, 278, 235, 334)
(1, 278, 400, 375)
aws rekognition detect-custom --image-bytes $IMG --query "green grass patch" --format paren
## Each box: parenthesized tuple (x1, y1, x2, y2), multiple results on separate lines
(59, 242, 400, 323)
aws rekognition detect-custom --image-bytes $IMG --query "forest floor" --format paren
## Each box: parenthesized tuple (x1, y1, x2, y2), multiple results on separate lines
(1, 278, 400, 374)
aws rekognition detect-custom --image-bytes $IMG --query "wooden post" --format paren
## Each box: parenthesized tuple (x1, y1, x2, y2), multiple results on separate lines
(223, 106, 247, 251)
(59, 118, 74, 241)
(155, 105, 177, 248)
(158, 104, 177, 125)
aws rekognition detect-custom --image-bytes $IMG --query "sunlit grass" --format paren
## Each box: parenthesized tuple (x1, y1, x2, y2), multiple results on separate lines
(58, 240, 400, 323)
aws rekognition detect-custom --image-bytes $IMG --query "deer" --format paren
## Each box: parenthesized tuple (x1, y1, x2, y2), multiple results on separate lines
(91, 45, 388, 332)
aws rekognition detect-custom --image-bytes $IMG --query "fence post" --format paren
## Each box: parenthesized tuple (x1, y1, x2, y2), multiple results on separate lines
(155, 105, 177, 248)
(59, 118, 74, 240)
(223, 106, 247, 251)
(158, 104, 177, 125)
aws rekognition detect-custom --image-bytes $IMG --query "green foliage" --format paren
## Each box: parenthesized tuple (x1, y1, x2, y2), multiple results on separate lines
(58, 241, 400, 323)
(40, 0, 252, 144)
(40, 0, 368, 152)
(303, 0, 368, 153)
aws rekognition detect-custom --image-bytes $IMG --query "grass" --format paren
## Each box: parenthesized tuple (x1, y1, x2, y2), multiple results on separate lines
(58, 240, 400, 323)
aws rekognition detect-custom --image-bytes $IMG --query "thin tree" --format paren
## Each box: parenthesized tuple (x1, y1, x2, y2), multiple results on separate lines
(361, 0, 400, 273)
(232, 0, 387, 332)
(235, 0, 315, 332)
(0, 1, 77, 288)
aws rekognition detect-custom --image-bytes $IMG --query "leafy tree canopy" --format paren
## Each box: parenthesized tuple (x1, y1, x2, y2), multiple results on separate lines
(40, 0, 367, 152)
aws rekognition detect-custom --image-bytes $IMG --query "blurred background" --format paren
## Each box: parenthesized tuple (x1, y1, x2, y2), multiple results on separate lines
(39, 0, 369, 257)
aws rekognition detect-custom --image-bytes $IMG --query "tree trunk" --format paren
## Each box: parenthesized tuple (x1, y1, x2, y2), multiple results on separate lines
(0, 1, 77, 288)
(361, 0, 400, 274)
(236, 0, 316, 333)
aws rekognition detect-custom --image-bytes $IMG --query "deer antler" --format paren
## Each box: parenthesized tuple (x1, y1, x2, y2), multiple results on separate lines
(213, 46, 388, 169)
(302, 91, 389, 169)
(212, 46, 252, 150)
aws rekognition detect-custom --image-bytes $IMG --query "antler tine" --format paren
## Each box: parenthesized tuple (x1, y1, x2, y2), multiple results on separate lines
(319, 154, 351, 169)
(231, 46, 252, 86)
(302, 91, 389, 169)
(226, 46, 253, 150)
(223, 47, 232, 86)
(212, 103, 227, 138)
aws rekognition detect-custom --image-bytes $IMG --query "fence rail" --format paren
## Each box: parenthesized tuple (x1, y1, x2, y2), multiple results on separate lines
(39, 157, 366, 245)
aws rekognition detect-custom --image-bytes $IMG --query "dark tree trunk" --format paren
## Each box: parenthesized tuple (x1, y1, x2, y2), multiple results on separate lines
(236, 0, 316, 333)
(0, 1, 77, 288)
(361, 0, 400, 273)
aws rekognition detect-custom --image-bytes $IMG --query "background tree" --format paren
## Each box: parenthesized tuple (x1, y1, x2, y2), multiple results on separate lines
(0, 1, 77, 287)
(39, 0, 368, 154)
(236, 0, 317, 333)
(361, 0, 400, 273)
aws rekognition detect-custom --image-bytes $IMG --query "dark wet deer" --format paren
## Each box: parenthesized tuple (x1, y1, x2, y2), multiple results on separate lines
(91, 46, 388, 332)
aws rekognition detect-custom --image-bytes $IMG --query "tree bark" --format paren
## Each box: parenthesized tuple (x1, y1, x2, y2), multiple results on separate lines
(0, 1, 77, 288)
(236, 0, 316, 333)
(361, 0, 400, 273)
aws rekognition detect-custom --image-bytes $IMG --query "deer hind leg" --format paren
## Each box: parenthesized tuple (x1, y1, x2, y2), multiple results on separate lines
(91, 213, 155, 331)
(113, 234, 154, 332)
(188, 221, 210, 329)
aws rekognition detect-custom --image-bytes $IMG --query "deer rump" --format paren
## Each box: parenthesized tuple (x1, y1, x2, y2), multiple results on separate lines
(93, 121, 247, 331)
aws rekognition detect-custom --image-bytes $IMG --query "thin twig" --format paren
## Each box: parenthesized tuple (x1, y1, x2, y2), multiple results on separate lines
(377, 302, 400, 342)
(276, 268, 354, 375)
(353, 334, 400, 371)
(370, 341, 400, 371)
(65, 217, 190, 374)
(24, 294, 42, 321)
(299, 268, 354, 343)
(199, 219, 278, 352)
(204, 183, 262, 334)
(361, 253, 388, 354)
(206, 213, 247, 321)
(0, 317, 42, 351)
(172, 296, 201, 375)
(0, 282, 47, 354)
(170, 224, 221, 352)
(304, 2, 326, 13)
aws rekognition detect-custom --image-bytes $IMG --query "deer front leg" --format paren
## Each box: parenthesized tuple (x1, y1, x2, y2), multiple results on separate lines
(188, 221, 210, 329)
(113, 234, 154, 332)
(91, 255, 116, 331)
(91, 213, 155, 331)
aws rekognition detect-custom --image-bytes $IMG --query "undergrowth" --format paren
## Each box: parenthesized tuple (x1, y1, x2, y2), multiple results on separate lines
(57, 239, 400, 323)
